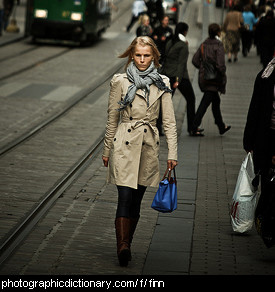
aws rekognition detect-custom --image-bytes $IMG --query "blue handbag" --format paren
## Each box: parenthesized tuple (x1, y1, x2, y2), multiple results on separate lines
(151, 168, 177, 213)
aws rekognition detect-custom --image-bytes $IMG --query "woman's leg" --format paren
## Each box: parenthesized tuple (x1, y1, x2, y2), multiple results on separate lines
(129, 185, 146, 247)
(115, 186, 132, 266)
(116, 185, 132, 218)
(115, 185, 146, 266)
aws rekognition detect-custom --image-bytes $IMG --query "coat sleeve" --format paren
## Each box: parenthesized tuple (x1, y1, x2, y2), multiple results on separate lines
(243, 71, 263, 152)
(192, 45, 201, 69)
(177, 44, 189, 81)
(103, 74, 122, 158)
(161, 77, 178, 161)
(216, 42, 226, 75)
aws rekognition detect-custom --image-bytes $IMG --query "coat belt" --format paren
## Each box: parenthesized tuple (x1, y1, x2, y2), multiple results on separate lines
(121, 118, 158, 135)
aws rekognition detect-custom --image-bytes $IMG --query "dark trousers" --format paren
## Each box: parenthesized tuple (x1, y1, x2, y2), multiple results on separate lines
(116, 185, 147, 218)
(192, 91, 225, 132)
(255, 130, 275, 218)
(170, 78, 196, 133)
(241, 30, 253, 56)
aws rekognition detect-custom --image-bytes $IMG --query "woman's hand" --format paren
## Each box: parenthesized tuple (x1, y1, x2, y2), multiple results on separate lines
(172, 81, 179, 89)
(167, 160, 178, 170)
(102, 156, 109, 167)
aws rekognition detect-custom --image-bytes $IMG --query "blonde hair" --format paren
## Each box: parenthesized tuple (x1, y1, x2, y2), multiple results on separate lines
(118, 36, 161, 69)
(138, 14, 150, 25)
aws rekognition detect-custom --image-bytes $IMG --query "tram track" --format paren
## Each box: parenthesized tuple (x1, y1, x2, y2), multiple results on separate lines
(0, 57, 126, 266)
(0, 0, 133, 266)
(0, 59, 124, 157)
(0, 44, 73, 82)
(0, 134, 104, 266)
(0, 40, 37, 63)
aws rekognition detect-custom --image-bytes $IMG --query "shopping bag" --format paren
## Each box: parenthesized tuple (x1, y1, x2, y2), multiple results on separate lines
(255, 168, 275, 248)
(151, 168, 177, 213)
(230, 153, 259, 233)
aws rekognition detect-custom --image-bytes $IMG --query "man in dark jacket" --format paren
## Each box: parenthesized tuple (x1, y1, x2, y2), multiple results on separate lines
(191, 23, 230, 136)
(256, 10, 275, 68)
(243, 57, 275, 200)
(160, 22, 197, 135)
(152, 15, 173, 64)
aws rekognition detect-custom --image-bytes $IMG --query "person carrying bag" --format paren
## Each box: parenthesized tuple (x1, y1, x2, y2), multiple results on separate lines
(191, 23, 231, 137)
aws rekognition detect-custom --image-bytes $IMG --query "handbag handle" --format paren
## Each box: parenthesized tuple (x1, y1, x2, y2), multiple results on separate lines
(162, 168, 177, 183)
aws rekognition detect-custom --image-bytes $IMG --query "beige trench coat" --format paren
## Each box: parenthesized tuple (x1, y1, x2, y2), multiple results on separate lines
(103, 73, 178, 189)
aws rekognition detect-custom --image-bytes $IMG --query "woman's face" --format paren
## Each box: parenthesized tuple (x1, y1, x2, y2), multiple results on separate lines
(143, 17, 150, 26)
(132, 45, 153, 71)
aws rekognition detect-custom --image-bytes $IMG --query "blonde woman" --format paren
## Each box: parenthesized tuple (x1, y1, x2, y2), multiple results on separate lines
(136, 14, 153, 37)
(102, 36, 178, 266)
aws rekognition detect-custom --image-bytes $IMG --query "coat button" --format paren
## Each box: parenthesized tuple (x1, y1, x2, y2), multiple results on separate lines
(144, 128, 147, 133)
(130, 117, 133, 120)
(157, 141, 159, 145)
(142, 142, 145, 145)
(128, 129, 131, 132)
(114, 138, 116, 141)
(126, 141, 129, 145)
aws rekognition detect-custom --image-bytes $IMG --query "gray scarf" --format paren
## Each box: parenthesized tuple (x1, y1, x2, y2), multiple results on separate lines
(262, 57, 275, 79)
(118, 61, 172, 111)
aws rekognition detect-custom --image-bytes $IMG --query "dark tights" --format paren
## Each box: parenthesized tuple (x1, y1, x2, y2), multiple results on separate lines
(116, 185, 147, 218)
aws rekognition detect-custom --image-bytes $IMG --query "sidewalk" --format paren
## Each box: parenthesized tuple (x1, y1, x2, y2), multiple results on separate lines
(143, 3, 275, 275)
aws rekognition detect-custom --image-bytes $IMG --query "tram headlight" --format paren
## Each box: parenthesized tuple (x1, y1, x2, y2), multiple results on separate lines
(34, 9, 48, 19)
(71, 12, 83, 21)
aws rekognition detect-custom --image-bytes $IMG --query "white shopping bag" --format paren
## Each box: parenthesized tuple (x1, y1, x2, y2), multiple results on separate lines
(230, 153, 259, 233)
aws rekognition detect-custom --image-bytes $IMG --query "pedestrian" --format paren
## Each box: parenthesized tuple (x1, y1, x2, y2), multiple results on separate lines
(144, 0, 156, 26)
(3, 0, 14, 31)
(0, 0, 4, 36)
(152, 15, 173, 64)
(155, 0, 164, 24)
(136, 14, 153, 37)
(126, 0, 147, 33)
(243, 57, 275, 218)
(102, 36, 178, 267)
(223, 5, 244, 62)
(160, 22, 199, 135)
(241, 4, 258, 57)
(191, 23, 231, 136)
(256, 9, 275, 68)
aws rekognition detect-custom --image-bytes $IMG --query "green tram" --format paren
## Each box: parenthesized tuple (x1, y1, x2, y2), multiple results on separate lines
(26, 0, 112, 43)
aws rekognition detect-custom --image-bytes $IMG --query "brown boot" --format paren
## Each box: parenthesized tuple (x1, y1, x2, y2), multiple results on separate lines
(128, 217, 139, 261)
(129, 217, 139, 246)
(115, 217, 131, 266)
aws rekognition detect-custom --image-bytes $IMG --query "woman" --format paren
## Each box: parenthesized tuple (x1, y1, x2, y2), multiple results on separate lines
(241, 5, 258, 57)
(102, 36, 178, 267)
(223, 5, 243, 62)
(243, 57, 275, 217)
(160, 22, 198, 136)
(191, 23, 231, 136)
(136, 14, 153, 37)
